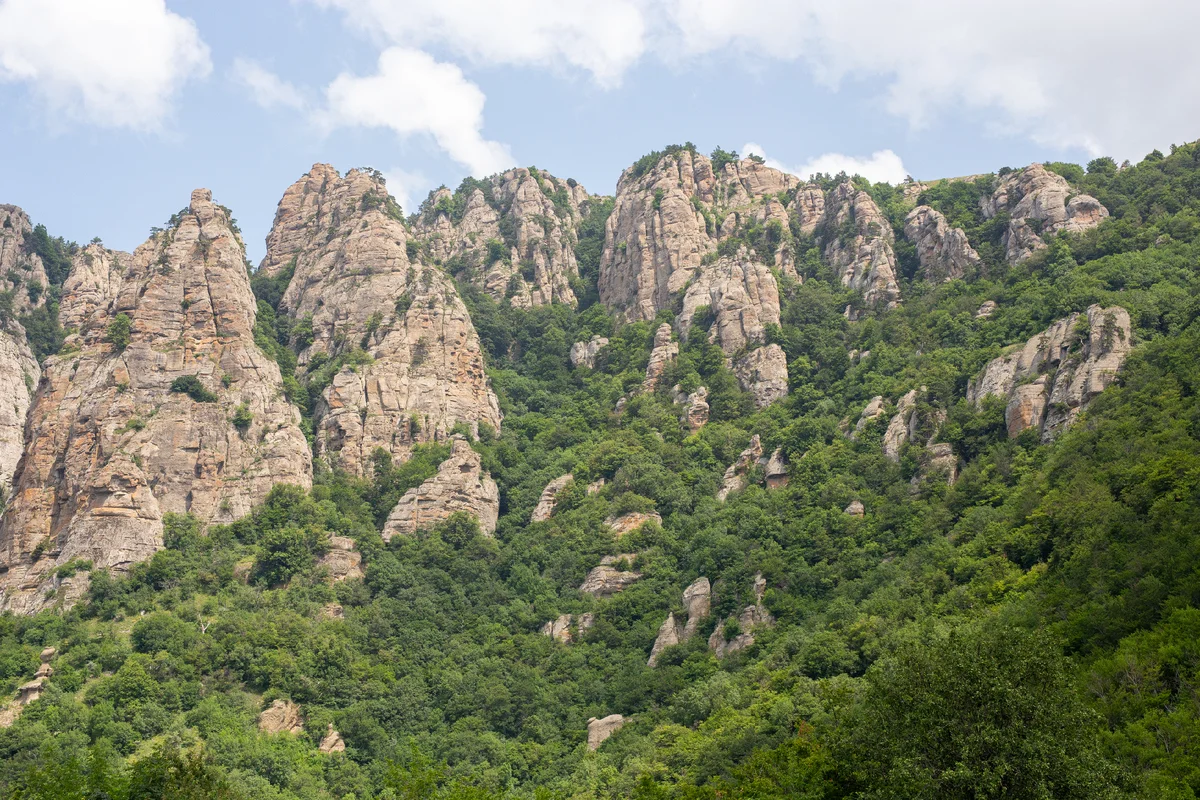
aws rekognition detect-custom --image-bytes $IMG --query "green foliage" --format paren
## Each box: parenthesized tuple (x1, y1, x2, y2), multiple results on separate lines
(709, 146, 739, 173)
(105, 313, 133, 352)
(169, 374, 218, 403)
(630, 143, 697, 179)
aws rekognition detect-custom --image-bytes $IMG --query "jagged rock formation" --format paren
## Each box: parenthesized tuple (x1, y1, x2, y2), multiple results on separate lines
(904, 205, 980, 282)
(569, 336, 608, 369)
(599, 150, 799, 322)
(0, 190, 312, 615)
(318, 536, 363, 582)
(678, 252, 780, 353)
(915, 443, 958, 486)
(821, 182, 901, 307)
(968, 305, 1131, 440)
(763, 449, 788, 489)
(648, 576, 711, 666)
(981, 164, 1109, 263)
(259, 699, 305, 735)
(415, 168, 595, 307)
(260, 165, 501, 476)
(319, 724, 346, 753)
(0, 205, 51, 314)
(579, 554, 641, 598)
(643, 324, 678, 391)
(0, 646, 54, 727)
(718, 435, 763, 501)
(531, 474, 573, 523)
(791, 185, 826, 235)
(604, 511, 662, 538)
(675, 386, 709, 434)
(732, 345, 789, 408)
(852, 396, 886, 438)
(976, 300, 998, 319)
(0, 325, 38, 500)
(844, 500, 865, 517)
(382, 436, 499, 539)
(883, 390, 920, 462)
(540, 612, 595, 644)
(708, 574, 773, 658)
(587, 714, 626, 750)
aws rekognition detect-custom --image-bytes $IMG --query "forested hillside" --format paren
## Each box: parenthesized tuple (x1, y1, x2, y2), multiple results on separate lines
(0, 141, 1199, 799)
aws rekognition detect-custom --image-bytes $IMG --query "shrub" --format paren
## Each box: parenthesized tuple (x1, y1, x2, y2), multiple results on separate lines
(169, 375, 218, 403)
(106, 313, 133, 351)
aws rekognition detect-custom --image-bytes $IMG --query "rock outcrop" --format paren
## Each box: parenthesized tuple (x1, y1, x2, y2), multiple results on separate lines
(259, 699, 305, 735)
(732, 345, 789, 408)
(541, 612, 595, 644)
(981, 164, 1109, 263)
(844, 500, 865, 517)
(0, 190, 312, 615)
(599, 149, 799, 322)
(821, 182, 901, 307)
(915, 443, 958, 486)
(531, 474, 573, 523)
(882, 390, 920, 462)
(904, 205, 980, 282)
(579, 554, 641, 598)
(604, 511, 662, 538)
(569, 336, 608, 369)
(968, 305, 1131, 440)
(319, 724, 346, 753)
(708, 574, 773, 658)
(0, 205, 52, 315)
(382, 436, 499, 539)
(0, 325, 38, 500)
(678, 386, 709, 434)
(718, 435, 763, 501)
(678, 252, 781, 354)
(763, 448, 788, 489)
(648, 576, 711, 666)
(852, 396, 886, 438)
(318, 536, 363, 582)
(260, 165, 501, 476)
(976, 300, 998, 319)
(643, 324, 678, 392)
(587, 714, 626, 750)
(0, 645, 55, 727)
(415, 168, 595, 307)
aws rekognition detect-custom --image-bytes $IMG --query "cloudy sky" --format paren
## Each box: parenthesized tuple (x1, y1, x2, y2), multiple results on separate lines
(1, 0, 1196, 262)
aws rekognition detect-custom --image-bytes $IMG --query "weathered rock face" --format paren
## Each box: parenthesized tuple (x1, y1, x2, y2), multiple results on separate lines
(260, 165, 501, 476)
(904, 205, 980, 282)
(382, 436, 499, 539)
(319, 724, 346, 753)
(531, 474, 573, 523)
(569, 336, 608, 369)
(968, 305, 1131, 440)
(844, 500, 865, 517)
(0, 205, 51, 315)
(763, 448, 789, 489)
(976, 300, 998, 319)
(0, 645, 55, 727)
(882, 390, 920, 463)
(680, 386, 709, 434)
(648, 576, 711, 666)
(587, 713, 626, 750)
(852, 396, 886, 438)
(981, 164, 1109, 263)
(708, 574, 773, 658)
(679, 252, 781, 353)
(0, 325, 38, 501)
(0, 190, 312, 615)
(917, 443, 958, 486)
(718, 435, 763, 501)
(259, 699, 305, 735)
(540, 612, 595, 644)
(821, 182, 901, 307)
(604, 511, 662, 538)
(415, 168, 595, 307)
(790, 185, 826, 235)
(643, 324, 678, 392)
(600, 150, 798, 322)
(732, 345, 789, 408)
(318, 536, 363, 582)
(580, 554, 641, 598)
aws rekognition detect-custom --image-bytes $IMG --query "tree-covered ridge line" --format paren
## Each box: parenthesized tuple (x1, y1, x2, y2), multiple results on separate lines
(2, 142, 1200, 797)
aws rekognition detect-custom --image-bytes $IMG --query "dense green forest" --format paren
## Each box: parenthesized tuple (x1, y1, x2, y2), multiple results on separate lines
(3, 142, 1200, 798)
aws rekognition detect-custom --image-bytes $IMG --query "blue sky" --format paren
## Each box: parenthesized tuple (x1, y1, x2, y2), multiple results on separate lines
(1, 0, 1196, 263)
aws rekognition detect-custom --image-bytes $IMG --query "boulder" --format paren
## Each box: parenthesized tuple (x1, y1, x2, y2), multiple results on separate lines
(382, 436, 499, 539)
(587, 714, 626, 750)
(763, 448, 789, 489)
(0, 190, 312, 615)
(845, 500, 865, 517)
(976, 300, 998, 319)
(319, 723, 346, 753)
(681, 387, 709, 434)
(852, 396, 886, 438)
(540, 612, 594, 644)
(259, 699, 305, 735)
(882, 390, 920, 462)
(580, 554, 641, 598)
(569, 336, 609, 369)
(603, 511, 662, 538)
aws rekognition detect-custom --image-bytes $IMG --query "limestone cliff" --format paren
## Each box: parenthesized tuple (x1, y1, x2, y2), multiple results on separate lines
(260, 165, 501, 475)
(903, 205, 980, 282)
(0, 205, 52, 314)
(968, 305, 1131, 440)
(599, 149, 798, 322)
(0, 324, 38, 501)
(821, 182, 901, 307)
(981, 164, 1109, 263)
(415, 168, 596, 307)
(678, 251, 781, 353)
(0, 190, 312, 614)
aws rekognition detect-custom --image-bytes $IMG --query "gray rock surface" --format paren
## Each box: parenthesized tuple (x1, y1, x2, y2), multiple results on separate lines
(382, 436, 499, 539)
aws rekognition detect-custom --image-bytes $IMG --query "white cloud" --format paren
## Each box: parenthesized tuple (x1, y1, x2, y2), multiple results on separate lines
(307, 0, 646, 88)
(743, 142, 909, 184)
(0, 0, 210, 129)
(381, 168, 428, 216)
(322, 47, 513, 177)
(232, 58, 305, 110)
(668, 1, 1200, 159)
